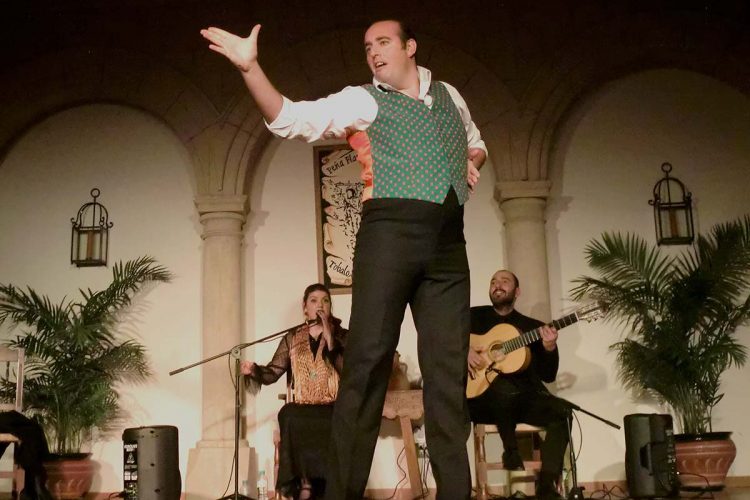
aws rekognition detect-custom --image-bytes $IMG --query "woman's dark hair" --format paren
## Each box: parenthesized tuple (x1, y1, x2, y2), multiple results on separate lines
(303, 283, 331, 304)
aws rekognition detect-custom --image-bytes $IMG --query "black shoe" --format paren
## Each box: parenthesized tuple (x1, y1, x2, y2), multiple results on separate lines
(21, 477, 54, 500)
(536, 490, 564, 500)
(502, 450, 525, 470)
(536, 472, 563, 500)
(35, 481, 54, 500)
(509, 490, 530, 499)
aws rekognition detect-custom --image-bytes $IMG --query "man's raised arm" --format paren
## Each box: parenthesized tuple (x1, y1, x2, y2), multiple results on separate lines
(201, 24, 283, 122)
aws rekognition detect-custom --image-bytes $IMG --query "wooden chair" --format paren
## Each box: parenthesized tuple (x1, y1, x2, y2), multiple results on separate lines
(0, 347, 26, 499)
(272, 379, 295, 500)
(473, 422, 544, 500)
(272, 391, 287, 500)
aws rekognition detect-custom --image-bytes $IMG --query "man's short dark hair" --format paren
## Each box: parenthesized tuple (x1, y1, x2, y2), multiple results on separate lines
(395, 20, 416, 46)
(371, 19, 416, 47)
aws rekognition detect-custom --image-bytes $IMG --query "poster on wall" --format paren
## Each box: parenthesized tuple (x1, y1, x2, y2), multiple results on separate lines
(314, 145, 364, 294)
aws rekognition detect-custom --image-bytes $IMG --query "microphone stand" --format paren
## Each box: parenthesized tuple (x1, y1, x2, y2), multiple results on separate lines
(170, 320, 315, 500)
(541, 393, 620, 500)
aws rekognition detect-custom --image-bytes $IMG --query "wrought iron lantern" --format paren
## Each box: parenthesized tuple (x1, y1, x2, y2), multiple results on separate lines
(648, 162, 694, 245)
(70, 188, 113, 267)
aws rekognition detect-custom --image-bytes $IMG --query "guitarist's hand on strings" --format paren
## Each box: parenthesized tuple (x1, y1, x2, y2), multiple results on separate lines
(540, 325, 559, 352)
(468, 346, 488, 378)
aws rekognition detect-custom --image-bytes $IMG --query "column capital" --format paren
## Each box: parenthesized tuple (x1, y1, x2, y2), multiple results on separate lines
(494, 180, 551, 204)
(195, 194, 248, 216)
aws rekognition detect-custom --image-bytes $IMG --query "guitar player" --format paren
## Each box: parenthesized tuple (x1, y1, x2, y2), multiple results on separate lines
(467, 269, 569, 500)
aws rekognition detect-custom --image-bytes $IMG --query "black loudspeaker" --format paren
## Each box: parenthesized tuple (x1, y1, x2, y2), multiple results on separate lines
(122, 425, 181, 500)
(624, 414, 678, 498)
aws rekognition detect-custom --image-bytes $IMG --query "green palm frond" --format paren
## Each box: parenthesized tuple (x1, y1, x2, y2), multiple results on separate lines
(80, 255, 172, 326)
(0, 256, 171, 454)
(572, 216, 750, 434)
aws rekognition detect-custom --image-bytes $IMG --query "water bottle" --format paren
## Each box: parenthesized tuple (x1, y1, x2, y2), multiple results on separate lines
(239, 479, 250, 496)
(256, 469, 268, 500)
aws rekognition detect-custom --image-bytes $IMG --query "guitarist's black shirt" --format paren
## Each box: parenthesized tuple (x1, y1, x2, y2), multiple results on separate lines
(470, 306, 560, 396)
(469, 307, 570, 477)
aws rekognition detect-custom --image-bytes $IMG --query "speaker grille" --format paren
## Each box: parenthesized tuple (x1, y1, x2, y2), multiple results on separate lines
(624, 414, 678, 498)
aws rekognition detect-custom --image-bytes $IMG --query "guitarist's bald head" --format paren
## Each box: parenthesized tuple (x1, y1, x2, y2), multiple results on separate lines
(494, 269, 519, 288)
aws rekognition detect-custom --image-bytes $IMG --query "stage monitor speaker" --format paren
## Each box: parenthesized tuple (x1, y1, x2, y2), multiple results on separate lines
(123, 425, 181, 500)
(624, 414, 678, 498)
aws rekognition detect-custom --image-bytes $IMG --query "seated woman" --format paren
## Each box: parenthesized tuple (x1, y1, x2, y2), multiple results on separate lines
(241, 283, 346, 500)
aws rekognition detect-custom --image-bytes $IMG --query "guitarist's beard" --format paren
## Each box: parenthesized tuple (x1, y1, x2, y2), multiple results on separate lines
(490, 289, 517, 309)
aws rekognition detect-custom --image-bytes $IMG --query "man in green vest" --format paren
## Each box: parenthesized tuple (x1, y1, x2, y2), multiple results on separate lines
(202, 19, 487, 500)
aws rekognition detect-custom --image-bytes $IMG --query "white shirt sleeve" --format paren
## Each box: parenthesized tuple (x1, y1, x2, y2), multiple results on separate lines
(266, 86, 378, 143)
(441, 82, 488, 155)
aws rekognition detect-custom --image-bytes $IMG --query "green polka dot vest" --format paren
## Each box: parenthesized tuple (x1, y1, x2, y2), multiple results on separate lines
(362, 81, 469, 204)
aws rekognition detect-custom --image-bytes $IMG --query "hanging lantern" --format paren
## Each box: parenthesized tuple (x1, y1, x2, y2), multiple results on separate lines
(648, 163, 694, 246)
(70, 188, 113, 267)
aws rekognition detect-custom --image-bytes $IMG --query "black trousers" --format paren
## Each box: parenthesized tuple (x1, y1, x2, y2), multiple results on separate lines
(468, 388, 570, 476)
(327, 189, 472, 500)
(0, 411, 50, 492)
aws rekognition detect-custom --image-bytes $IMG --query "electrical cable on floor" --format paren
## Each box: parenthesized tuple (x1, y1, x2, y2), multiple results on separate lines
(675, 471, 715, 500)
(586, 483, 628, 500)
(418, 443, 430, 499)
(573, 411, 583, 462)
(385, 446, 408, 500)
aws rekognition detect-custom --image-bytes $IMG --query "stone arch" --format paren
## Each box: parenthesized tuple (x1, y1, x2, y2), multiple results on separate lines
(521, 10, 750, 186)
(0, 46, 219, 197)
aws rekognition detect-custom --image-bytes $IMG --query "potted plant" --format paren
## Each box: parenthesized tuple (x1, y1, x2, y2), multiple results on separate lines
(0, 256, 172, 498)
(570, 216, 750, 490)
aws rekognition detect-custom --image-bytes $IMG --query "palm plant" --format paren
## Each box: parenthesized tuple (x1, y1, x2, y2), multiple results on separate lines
(0, 256, 172, 454)
(570, 216, 750, 435)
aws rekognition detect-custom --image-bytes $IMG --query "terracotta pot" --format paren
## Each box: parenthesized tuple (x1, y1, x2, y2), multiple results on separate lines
(674, 432, 736, 491)
(43, 453, 96, 499)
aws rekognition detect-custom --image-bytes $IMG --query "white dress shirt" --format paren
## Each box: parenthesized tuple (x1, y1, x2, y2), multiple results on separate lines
(267, 66, 487, 155)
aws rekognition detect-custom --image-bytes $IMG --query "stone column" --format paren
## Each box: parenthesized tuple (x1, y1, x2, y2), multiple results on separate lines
(495, 180, 553, 322)
(186, 194, 253, 499)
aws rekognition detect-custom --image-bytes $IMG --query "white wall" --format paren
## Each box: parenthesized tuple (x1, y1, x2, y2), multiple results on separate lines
(0, 104, 203, 493)
(547, 69, 750, 482)
(1, 67, 748, 495)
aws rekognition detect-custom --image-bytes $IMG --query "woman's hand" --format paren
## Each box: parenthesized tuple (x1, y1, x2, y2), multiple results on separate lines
(318, 310, 334, 351)
(240, 360, 257, 376)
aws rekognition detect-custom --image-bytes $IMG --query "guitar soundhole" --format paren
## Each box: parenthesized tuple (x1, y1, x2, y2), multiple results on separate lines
(488, 343, 505, 362)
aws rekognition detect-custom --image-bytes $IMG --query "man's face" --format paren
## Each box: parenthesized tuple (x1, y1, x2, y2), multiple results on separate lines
(364, 20, 415, 87)
(489, 271, 518, 308)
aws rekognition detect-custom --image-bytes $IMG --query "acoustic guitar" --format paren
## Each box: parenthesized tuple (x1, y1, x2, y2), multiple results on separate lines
(466, 302, 607, 399)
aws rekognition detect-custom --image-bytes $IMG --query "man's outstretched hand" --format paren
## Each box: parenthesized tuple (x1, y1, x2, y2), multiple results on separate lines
(201, 24, 261, 72)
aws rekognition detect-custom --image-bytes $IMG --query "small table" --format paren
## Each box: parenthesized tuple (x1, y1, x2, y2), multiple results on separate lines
(382, 389, 424, 498)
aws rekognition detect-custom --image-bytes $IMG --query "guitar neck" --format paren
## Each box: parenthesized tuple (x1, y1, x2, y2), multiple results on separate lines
(502, 312, 579, 354)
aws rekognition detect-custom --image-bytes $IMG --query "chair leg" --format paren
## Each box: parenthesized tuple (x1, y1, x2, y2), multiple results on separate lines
(13, 465, 25, 500)
(473, 424, 489, 500)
